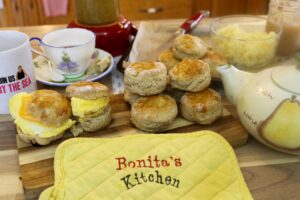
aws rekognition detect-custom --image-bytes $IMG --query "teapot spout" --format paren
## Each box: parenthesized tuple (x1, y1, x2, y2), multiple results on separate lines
(217, 65, 253, 105)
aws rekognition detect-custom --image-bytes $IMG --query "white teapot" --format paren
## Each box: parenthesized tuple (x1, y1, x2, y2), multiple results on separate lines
(217, 55, 300, 155)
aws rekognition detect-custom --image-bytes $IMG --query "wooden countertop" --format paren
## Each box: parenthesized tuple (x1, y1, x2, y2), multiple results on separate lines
(1, 20, 300, 200)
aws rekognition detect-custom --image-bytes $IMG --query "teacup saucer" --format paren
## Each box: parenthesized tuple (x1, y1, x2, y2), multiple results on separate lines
(33, 48, 114, 87)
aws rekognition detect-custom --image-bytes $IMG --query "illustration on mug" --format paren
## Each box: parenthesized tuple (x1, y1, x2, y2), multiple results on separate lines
(59, 51, 78, 72)
(16, 65, 27, 80)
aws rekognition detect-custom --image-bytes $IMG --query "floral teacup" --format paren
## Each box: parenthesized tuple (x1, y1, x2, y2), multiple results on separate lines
(31, 28, 95, 78)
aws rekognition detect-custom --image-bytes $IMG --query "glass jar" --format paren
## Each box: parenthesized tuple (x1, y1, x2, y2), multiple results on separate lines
(266, 0, 300, 56)
(75, 0, 119, 25)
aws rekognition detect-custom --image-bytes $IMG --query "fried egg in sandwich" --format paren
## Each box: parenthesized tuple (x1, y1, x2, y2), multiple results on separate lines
(9, 90, 75, 145)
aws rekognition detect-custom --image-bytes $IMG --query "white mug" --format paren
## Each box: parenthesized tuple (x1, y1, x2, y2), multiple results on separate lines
(0, 31, 37, 114)
(30, 28, 96, 78)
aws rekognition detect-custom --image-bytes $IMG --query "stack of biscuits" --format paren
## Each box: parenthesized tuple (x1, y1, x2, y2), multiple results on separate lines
(124, 34, 224, 132)
(124, 61, 177, 132)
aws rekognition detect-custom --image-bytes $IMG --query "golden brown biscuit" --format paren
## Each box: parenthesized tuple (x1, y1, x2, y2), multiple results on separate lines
(159, 49, 181, 72)
(202, 50, 227, 77)
(70, 106, 112, 136)
(164, 86, 186, 103)
(17, 125, 64, 146)
(27, 90, 71, 127)
(169, 59, 211, 92)
(124, 61, 168, 96)
(124, 88, 141, 105)
(66, 81, 109, 100)
(172, 34, 208, 59)
(180, 88, 223, 125)
(131, 95, 178, 132)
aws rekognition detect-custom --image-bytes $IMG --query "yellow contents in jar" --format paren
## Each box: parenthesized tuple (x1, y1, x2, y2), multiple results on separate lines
(212, 24, 277, 70)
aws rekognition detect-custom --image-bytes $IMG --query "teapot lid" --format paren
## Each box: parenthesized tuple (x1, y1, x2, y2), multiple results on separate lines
(271, 53, 300, 95)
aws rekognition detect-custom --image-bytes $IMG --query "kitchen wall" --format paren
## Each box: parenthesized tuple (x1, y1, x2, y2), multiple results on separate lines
(0, 0, 269, 27)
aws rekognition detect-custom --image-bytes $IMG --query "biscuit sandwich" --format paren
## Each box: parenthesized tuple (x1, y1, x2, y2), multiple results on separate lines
(9, 90, 75, 145)
(66, 81, 112, 136)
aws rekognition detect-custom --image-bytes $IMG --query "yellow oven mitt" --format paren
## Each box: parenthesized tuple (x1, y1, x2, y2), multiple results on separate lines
(40, 131, 253, 200)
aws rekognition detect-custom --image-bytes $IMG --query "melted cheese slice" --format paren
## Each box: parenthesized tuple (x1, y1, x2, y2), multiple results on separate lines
(18, 93, 40, 123)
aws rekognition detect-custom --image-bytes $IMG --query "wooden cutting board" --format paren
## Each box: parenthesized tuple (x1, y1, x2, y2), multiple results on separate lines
(16, 94, 248, 200)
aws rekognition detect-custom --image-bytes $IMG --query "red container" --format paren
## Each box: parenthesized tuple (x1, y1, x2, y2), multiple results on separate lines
(68, 16, 137, 56)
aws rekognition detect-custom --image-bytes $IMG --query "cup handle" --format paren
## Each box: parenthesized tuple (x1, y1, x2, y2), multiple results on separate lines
(30, 37, 49, 59)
